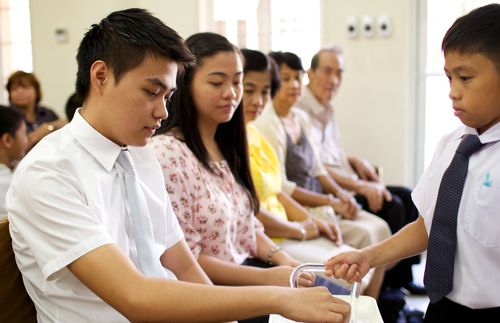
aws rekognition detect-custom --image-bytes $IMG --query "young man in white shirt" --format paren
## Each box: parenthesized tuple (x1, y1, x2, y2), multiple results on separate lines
(6, 8, 350, 323)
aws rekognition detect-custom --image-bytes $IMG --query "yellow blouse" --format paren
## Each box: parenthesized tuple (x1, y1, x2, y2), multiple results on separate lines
(247, 124, 288, 223)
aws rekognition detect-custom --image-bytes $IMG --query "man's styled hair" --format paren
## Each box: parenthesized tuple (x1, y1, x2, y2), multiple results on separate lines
(6, 71, 42, 104)
(76, 8, 194, 100)
(310, 46, 343, 71)
(159, 32, 259, 213)
(442, 3, 500, 71)
(0, 106, 25, 137)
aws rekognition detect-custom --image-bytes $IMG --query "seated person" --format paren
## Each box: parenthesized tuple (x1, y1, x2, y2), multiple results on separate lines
(0, 106, 28, 218)
(296, 46, 423, 294)
(150, 33, 305, 291)
(6, 71, 67, 148)
(241, 48, 384, 298)
(253, 51, 391, 252)
(7, 9, 349, 323)
(64, 92, 83, 121)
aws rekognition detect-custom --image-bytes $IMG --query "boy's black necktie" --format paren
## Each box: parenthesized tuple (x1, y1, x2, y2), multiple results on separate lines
(424, 134, 485, 303)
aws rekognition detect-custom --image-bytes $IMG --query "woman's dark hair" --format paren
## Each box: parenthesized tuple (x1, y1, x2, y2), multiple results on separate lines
(6, 71, 42, 104)
(442, 3, 500, 71)
(0, 105, 25, 137)
(241, 48, 280, 98)
(76, 8, 194, 101)
(268, 51, 303, 95)
(158, 32, 259, 213)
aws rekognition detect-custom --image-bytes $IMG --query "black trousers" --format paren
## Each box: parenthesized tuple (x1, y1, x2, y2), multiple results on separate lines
(355, 185, 421, 288)
(425, 298, 500, 323)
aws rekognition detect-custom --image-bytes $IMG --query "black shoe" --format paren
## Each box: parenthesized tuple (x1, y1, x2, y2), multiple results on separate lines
(402, 281, 427, 295)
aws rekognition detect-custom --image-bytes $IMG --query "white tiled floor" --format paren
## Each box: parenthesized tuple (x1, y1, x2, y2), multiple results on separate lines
(406, 255, 430, 314)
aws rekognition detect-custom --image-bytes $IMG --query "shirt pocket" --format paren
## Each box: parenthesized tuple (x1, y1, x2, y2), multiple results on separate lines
(465, 178, 500, 247)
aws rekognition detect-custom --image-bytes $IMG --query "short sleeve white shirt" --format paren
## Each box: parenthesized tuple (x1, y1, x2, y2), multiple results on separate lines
(412, 122, 500, 308)
(0, 164, 12, 218)
(6, 110, 184, 322)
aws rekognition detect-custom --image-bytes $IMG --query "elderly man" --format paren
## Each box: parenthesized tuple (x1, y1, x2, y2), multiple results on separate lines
(296, 47, 424, 298)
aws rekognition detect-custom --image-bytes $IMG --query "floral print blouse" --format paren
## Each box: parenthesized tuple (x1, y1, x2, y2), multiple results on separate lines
(150, 133, 263, 264)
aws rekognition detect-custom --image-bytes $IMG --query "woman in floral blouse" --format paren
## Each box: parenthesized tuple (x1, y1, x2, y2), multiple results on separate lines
(150, 33, 307, 292)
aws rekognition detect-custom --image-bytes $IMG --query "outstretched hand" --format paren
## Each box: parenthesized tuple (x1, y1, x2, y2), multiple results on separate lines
(324, 251, 371, 284)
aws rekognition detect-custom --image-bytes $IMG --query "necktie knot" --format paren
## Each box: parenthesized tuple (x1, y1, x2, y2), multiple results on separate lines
(117, 149, 134, 172)
(456, 135, 484, 157)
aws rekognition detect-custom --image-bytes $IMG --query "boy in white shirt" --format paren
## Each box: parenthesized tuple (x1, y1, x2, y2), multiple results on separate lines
(7, 8, 350, 323)
(325, 4, 500, 322)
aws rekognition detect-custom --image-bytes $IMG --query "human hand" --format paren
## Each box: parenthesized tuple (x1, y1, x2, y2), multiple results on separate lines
(351, 157, 379, 182)
(324, 250, 370, 284)
(278, 286, 351, 323)
(329, 193, 358, 220)
(357, 182, 392, 213)
(313, 218, 343, 245)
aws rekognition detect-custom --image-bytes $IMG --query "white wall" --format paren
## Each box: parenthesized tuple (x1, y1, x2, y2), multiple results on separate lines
(29, 0, 200, 118)
(30, 0, 417, 186)
(320, 0, 417, 186)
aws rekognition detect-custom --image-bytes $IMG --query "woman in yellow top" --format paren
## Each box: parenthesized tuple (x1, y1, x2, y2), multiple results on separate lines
(241, 48, 384, 298)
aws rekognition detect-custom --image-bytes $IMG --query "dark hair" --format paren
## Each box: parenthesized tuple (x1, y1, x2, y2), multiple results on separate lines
(0, 105, 25, 137)
(159, 32, 259, 213)
(310, 46, 343, 71)
(6, 71, 42, 104)
(442, 4, 500, 71)
(268, 51, 304, 72)
(65, 93, 84, 121)
(241, 48, 280, 98)
(76, 8, 194, 101)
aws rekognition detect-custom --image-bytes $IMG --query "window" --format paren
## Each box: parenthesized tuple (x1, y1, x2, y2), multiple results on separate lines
(204, 0, 320, 69)
(0, 0, 32, 104)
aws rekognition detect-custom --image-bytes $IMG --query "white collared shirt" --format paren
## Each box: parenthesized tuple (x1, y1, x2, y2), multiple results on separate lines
(412, 122, 500, 309)
(296, 87, 357, 178)
(7, 110, 184, 322)
(0, 164, 12, 218)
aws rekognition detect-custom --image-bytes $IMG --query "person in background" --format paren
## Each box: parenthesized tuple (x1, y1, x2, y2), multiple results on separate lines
(253, 51, 391, 253)
(241, 48, 384, 298)
(6, 71, 67, 148)
(7, 9, 349, 323)
(64, 92, 84, 121)
(326, 4, 500, 322)
(0, 105, 29, 218)
(296, 46, 425, 298)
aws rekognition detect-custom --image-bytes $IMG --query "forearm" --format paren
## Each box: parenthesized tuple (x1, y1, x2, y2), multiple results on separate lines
(363, 216, 428, 268)
(317, 175, 342, 196)
(128, 278, 282, 322)
(198, 253, 269, 285)
(291, 186, 329, 207)
(325, 166, 362, 192)
(276, 192, 310, 222)
(256, 209, 302, 240)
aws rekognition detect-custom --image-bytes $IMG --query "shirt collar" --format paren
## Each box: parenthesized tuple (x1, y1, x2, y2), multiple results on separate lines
(457, 122, 500, 144)
(68, 109, 123, 172)
(301, 86, 333, 117)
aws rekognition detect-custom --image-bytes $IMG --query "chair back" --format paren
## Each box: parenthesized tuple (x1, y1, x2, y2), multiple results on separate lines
(0, 218, 37, 323)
